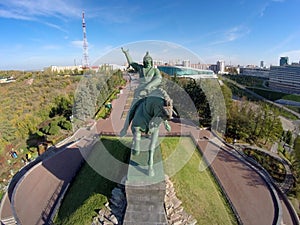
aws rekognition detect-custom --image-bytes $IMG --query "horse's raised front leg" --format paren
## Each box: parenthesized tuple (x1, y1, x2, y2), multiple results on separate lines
(148, 128, 159, 176)
(132, 126, 141, 155)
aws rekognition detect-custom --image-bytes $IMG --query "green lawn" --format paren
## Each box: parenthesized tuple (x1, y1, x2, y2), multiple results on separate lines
(282, 94, 300, 102)
(53, 137, 131, 225)
(248, 87, 300, 102)
(161, 137, 237, 225)
(54, 137, 237, 225)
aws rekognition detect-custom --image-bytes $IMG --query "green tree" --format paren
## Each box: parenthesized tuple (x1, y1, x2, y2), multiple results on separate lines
(58, 119, 72, 130)
(48, 121, 60, 135)
(49, 95, 73, 118)
(225, 100, 283, 145)
(292, 136, 300, 197)
(182, 80, 211, 126)
(284, 130, 293, 145)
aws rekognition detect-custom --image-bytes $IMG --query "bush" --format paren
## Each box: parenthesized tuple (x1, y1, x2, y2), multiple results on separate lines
(40, 125, 50, 134)
(48, 122, 60, 135)
(59, 120, 72, 130)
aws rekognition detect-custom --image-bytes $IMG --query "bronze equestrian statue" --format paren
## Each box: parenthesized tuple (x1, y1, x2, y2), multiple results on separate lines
(120, 48, 173, 176)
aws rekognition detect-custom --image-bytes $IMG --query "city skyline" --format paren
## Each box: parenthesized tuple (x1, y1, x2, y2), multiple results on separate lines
(0, 0, 300, 70)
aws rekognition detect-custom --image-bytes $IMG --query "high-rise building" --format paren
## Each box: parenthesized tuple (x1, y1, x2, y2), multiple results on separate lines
(217, 60, 225, 74)
(279, 57, 288, 66)
(269, 64, 300, 93)
(209, 64, 218, 74)
(240, 67, 269, 78)
(182, 60, 190, 67)
(260, 61, 264, 68)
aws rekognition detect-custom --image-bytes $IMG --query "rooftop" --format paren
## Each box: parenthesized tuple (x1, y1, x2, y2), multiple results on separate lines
(158, 65, 217, 79)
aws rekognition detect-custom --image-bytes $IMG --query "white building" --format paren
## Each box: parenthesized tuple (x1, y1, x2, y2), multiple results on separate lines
(217, 60, 225, 74)
(48, 65, 83, 73)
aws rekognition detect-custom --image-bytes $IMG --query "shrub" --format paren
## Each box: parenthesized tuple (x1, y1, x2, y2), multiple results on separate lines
(59, 120, 72, 130)
(48, 122, 60, 135)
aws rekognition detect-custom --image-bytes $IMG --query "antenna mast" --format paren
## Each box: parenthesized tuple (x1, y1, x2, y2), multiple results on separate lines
(82, 11, 89, 69)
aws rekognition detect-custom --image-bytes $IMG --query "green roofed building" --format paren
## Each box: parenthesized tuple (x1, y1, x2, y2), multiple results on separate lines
(157, 66, 217, 79)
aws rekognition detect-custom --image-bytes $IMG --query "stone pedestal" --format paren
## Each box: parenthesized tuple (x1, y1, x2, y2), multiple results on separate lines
(123, 137, 167, 225)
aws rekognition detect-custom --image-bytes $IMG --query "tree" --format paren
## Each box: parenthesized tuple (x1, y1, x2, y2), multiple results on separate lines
(48, 121, 60, 135)
(49, 95, 73, 118)
(292, 136, 300, 197)
(285, 130, 293, 145)
(182, 80, 211, 126)
(225, 100, 283, 145)
(58, 119, 72, 130)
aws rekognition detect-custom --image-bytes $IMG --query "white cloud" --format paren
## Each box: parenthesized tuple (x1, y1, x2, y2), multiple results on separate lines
(0, 9, 32, 20)
(42, 45, 61, 50)
(258, 2, 269, 17)
(0, 0, 138, 33)
(209, 26, 250, 45)
(44, 22, 68, 33)
(9, 1, 132, 26)
(259, 0, 286, 17)
(0, 0, 81, 33)
(71, 40, 83, 48)
(0, 0, 80, 20)
(267, 32, 299, 53)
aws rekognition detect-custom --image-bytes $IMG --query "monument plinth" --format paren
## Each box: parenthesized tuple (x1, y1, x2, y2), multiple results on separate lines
(123, 137, 167, 225)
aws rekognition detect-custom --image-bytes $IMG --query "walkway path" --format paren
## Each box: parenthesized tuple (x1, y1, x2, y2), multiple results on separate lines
(235, 144, 294, 194)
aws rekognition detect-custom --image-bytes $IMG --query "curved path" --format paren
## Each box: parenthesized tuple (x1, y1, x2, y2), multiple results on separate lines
(0, 80, 298, 225)
(98, 81, 297, 225)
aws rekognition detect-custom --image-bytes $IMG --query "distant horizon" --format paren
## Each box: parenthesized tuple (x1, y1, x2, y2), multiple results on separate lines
(1, 45, 299, 71)
(1, 0, 300, 70)
(1, 57, 298, 72)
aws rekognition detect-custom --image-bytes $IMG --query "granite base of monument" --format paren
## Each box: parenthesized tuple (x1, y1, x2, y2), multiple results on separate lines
(123, 137, 167, 225)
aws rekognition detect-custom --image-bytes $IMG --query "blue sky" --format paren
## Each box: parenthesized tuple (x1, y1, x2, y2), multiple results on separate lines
(0, 0, 300, 70)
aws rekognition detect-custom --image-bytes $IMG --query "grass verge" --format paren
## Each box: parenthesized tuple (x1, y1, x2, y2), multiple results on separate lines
(161, 137, 238, 225)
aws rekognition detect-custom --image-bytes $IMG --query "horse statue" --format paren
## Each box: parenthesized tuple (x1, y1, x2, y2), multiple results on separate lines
(120, 88, 173, 176)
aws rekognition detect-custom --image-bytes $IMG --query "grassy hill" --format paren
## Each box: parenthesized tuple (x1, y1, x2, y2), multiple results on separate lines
(0, 71, 80, 188)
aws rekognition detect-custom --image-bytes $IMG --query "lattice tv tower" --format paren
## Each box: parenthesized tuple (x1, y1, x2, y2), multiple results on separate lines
(82, 11, 89, 69)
